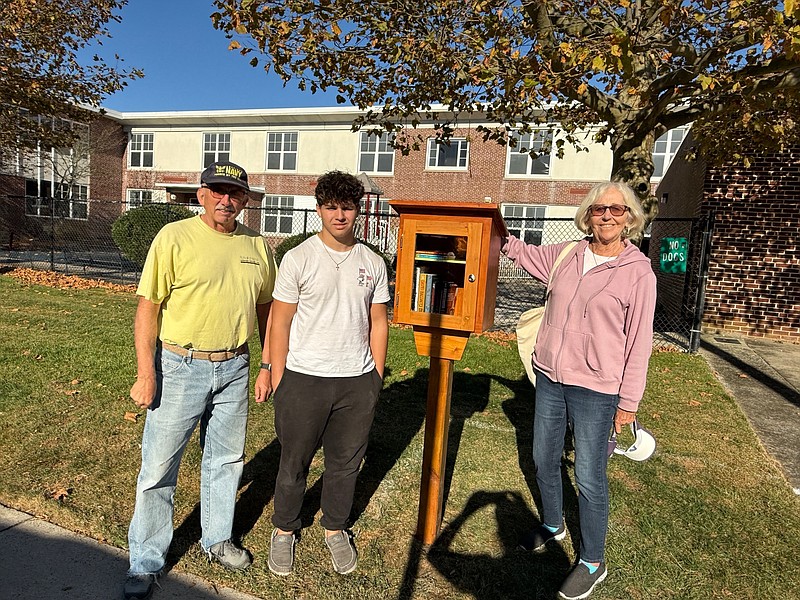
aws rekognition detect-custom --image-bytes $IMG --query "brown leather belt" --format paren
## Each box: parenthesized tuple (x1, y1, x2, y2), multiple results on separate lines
(161, 342, 248, 362)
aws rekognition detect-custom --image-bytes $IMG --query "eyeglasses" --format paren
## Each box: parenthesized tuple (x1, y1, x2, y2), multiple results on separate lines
(202, 184, 248, 203)
(590, 204, 629, 217)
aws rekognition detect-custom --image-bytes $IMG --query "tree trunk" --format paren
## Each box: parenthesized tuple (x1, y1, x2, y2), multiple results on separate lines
(609, 130, 659, 225)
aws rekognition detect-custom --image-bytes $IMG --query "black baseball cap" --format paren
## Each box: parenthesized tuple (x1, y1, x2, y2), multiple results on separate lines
(200, 161, 250, 191)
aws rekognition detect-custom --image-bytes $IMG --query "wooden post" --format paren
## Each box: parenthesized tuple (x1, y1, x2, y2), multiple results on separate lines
(415, 356, 454, 544)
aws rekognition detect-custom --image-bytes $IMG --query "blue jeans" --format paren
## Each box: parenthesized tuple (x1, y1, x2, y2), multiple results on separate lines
(533, 371, 618, 564)
(127, 346, 250, 575)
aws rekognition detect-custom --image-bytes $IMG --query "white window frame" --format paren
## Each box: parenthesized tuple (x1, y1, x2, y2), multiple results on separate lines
(127, 189, 154, 210)
(266, 132, 298, 171)
(502, 204, 546, 246)
(203, 132, 231, 168)
(651, 127, 688, 179)
(426, 138, 469, 170)
(506, 130, 552, 177)
(129, 133, 154, 168)
(358, 131, 395, 174)
(262, 195, 295, 235)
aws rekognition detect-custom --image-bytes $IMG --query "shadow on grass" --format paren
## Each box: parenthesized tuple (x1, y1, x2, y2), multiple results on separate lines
(164, 438, 283, 570)
(163, 367, 582, 592)
(426, 490, 572, 600)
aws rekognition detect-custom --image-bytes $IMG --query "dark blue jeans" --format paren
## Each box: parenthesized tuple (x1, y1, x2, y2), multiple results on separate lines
(533, 371, 618, 563)
(272, 368, 382, 532)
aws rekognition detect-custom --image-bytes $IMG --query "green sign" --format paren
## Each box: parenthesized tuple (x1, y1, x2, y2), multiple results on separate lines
(660, 237, 688, 273)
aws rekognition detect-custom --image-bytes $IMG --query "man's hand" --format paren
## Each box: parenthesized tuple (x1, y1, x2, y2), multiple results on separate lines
(254, 368, 273, 403)
(130, 374, 156, 410)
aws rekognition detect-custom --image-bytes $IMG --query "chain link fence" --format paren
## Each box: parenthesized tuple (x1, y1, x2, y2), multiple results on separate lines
(0, 197, 709, 351)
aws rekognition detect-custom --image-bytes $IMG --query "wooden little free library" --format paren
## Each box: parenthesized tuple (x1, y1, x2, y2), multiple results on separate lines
(389, 199, 508, 544)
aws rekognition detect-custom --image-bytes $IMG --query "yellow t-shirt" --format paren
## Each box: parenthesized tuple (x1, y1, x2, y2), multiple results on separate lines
(137, 216, 277, 351)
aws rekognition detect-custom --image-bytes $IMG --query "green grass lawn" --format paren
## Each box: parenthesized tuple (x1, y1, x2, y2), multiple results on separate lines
(1, 273, 798, 599)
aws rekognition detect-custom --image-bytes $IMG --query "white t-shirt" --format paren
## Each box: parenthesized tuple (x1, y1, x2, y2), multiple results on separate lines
(272, 235, 391, 377)
(583, 247, 618, 275)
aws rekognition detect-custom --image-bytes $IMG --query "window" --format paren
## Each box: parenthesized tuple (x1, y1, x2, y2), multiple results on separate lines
(54, 184, 88, 220)
(267, 132, 298, 171)
(24, 179, 88, 220)
(358, 131, 394, 174)
(129, 133, 154, 168)
(127, 189, 153, 210)
(262, 195, 294, 234)
(652, 127, 687, 178)
(503, 204, 545, 245)
(507, 130, 552, 176)
(426, 138, 469, 170)
(203, 132, 231, 167)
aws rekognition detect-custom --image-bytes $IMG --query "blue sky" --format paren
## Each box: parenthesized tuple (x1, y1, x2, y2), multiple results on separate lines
(93, 0, 342, 112)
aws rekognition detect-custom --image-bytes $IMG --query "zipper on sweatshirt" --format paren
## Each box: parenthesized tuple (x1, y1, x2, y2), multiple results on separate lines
(553, 266, 585, 382)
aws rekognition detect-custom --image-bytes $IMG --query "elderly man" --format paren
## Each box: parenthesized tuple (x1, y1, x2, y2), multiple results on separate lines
(123, 161, 277, 600)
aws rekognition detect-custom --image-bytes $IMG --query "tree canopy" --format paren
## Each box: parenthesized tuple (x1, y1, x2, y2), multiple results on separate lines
(212, 0, 800, 209)
(0, 0, 141, 155)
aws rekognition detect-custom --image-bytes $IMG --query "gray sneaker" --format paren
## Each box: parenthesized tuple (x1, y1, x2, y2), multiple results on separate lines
(519, 523, 566, 552)
(324, 530, 358, 575)
(558, 562, 608, 600)
(268, 529, 296, 576)
(206, 539, 252, 571)
(122, 573, 159, 600)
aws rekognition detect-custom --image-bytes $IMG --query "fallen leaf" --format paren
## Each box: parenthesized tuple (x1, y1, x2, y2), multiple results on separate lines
(689, 399, 701, 406)
(64, 390, 79, 396)
(400, 369, 409, 376)
(70, 379, 82, 386)
(124, 412, 139, 423)
(462, 367, 472, 372)
(738, 373, 749, 378)
(50, 487, 71, 501)
(35, 354, 43, 361)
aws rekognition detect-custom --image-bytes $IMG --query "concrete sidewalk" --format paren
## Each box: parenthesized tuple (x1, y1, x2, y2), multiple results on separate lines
(0, 505, 264, 600)
(699, 333, 800, 495)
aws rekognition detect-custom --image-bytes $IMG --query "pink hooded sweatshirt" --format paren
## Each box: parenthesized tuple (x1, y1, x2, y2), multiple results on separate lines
(504, 237, 657, 412)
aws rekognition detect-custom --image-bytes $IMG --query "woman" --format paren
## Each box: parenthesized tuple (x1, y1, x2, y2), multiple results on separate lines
(503, 181, 656, 600)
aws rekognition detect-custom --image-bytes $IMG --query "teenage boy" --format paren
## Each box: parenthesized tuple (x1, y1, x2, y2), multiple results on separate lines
(124, 162, 277, 600)
(267, 170, 390, 576)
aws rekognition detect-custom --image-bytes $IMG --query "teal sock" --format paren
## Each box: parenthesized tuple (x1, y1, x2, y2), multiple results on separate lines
(543, 523, 560, 533)
(579, 559, 599, 574)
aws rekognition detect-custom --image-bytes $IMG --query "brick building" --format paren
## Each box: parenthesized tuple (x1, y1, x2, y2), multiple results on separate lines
(656, 131, 800, 343)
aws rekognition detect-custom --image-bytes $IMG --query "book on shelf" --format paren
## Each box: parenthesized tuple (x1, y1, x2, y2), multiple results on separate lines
(416, 269, 428, 312)
(424, 272, 437, 313)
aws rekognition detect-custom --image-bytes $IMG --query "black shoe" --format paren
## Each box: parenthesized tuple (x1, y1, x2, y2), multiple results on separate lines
(519, 523, 566, 552)
(205, 539, 252, 571)
(122, 573, 158, 600)
(558, 562, 608, 600)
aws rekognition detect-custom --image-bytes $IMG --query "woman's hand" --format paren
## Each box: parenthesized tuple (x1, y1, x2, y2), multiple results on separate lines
(614, 407, 636, 433)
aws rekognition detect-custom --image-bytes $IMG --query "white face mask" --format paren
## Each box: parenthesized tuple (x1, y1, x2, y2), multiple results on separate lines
(608, 419, 657, 462)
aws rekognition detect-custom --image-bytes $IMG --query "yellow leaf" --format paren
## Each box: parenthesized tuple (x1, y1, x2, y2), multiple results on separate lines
(611, 44, 622, 57)
(332, 22, 341, 36)
(124, 411, 140, 423)
(786, 0, 796, 16)
(592, 55, 606, 71)
(577, 82, 588, 95)
(228, 40, 241, 51)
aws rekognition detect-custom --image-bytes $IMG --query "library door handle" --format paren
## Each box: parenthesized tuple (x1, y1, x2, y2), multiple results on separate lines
(468, 274, 476, 283)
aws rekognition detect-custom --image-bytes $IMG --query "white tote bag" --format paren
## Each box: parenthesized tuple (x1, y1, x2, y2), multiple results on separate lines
(516, 242, 577, 384)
